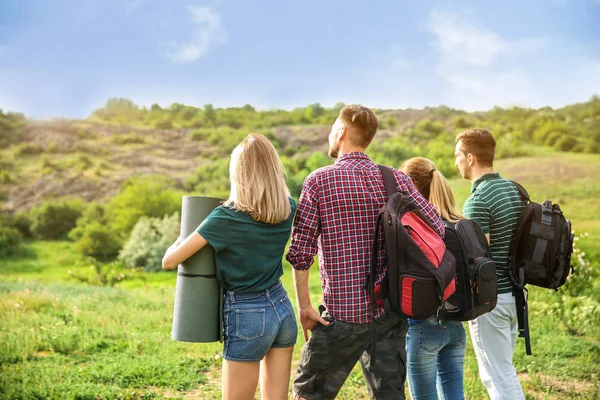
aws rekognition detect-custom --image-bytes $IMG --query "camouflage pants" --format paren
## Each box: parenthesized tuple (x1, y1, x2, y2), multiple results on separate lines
(294, 308, 408, 400)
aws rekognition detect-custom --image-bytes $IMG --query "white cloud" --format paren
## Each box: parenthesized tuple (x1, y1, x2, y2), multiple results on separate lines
(428, 9, 547, 109)
(166, 6, 226, 63)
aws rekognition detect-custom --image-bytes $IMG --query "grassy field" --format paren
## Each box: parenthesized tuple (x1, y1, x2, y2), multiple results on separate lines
(2, 154, 600, 399)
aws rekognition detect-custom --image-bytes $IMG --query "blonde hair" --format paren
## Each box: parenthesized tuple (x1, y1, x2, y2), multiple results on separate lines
(224, 134, 291, 224)
(400, 157, 465, 223)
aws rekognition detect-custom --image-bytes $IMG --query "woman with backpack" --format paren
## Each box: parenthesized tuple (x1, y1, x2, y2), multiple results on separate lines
(400, 157, 466, 400)
(162, 134, 298, 400)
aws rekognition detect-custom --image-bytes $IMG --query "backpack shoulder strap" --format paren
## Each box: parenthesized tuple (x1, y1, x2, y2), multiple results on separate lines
(378, 165, 398, 197)
(511, 180, 531, 203)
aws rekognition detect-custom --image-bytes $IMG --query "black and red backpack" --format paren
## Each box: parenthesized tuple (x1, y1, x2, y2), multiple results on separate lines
(369, 166, 456, 320)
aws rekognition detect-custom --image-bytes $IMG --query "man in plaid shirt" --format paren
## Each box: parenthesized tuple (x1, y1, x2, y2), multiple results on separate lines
(286, 105, 444, 400)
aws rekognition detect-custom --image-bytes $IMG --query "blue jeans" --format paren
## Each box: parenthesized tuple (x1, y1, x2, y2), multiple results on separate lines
(223, 280, 297, 362)
(406, 317, 466, 400)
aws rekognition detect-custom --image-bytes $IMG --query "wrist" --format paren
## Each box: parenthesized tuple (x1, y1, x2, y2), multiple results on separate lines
(298, 302, 313, 311)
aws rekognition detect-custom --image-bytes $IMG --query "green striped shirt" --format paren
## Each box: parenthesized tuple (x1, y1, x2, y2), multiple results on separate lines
(463, 172, 525, 294)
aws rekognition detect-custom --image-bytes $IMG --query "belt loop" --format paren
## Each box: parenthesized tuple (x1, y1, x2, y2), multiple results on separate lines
(230, 292, 236, 304)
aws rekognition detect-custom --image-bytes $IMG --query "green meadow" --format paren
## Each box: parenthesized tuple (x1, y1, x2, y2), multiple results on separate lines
(2, 153, 599, 399)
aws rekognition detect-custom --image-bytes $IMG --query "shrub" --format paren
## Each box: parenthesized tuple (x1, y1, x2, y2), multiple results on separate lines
(0, 169, 12, 183)
(73, 221, 122, 260)
(554, 136, 577, 152)
(0, 109, 25, 147)
(184, 159, 230, 198)
(118, 212, 180, 272)
(155, 118, 173, 129)
(69, 203, 121, 260)
(11, 212, 32, 238)
(0, 225, 22, 257)
(67, 257, 146, 287)
(29, 199, 84, 239)
(69, 203, 107, 240)
(68, 154, 93, 170)
(13, 143, 44, 157)
(106, 176, 182, 239)
(0, 211, 32, 238)
(112, 135, 146, 145)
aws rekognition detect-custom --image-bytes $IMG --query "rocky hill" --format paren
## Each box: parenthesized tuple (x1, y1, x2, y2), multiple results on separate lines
(0, 120, 330, 212)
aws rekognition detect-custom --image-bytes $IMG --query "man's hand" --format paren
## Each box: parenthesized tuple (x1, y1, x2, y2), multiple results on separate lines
(299, 306, 330, 341)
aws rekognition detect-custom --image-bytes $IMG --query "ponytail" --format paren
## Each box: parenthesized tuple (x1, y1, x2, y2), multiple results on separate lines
(428, 170, 465, 223)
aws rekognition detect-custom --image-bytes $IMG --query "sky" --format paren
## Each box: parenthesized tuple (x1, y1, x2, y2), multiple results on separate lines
(0, 0, 599, 118)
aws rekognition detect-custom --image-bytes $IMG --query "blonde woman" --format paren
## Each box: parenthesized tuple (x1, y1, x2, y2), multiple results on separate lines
(163, 134, 298, 400)
(400, 157, 466, 400)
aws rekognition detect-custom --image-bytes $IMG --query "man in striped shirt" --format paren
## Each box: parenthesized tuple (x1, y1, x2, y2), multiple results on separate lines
(455, 128, 525, 400)
(287, 105, 444, 399)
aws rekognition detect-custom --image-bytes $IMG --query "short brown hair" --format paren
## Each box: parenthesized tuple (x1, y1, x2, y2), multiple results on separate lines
(339, 105, 379, 148)
(455, 128, 496, 167)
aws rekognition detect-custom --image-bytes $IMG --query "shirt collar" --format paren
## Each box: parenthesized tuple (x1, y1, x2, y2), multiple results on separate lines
(335, 152, 371, 164)
(471, 172, 501, 193)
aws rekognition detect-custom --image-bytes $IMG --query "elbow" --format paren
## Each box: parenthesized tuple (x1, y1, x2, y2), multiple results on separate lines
(162, 256, 177, 271)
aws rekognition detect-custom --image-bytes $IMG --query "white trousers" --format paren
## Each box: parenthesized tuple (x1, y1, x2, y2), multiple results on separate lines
(468, 292, 525, 400)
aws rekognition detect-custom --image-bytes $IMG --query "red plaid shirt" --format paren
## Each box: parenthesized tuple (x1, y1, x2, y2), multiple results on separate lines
(286, 152, 445, 324)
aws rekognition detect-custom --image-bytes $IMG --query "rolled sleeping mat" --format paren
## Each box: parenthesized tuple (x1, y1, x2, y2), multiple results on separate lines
(172, 196, 224, 343)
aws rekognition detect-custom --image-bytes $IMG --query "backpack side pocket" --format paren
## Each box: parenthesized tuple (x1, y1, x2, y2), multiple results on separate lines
(473, 257, 497, 307)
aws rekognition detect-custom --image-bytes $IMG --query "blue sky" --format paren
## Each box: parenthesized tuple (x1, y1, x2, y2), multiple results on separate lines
(1, 0, 599, 118)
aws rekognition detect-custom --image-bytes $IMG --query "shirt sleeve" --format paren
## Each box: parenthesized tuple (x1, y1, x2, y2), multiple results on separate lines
(395, 170, 445, 238)
(289, 196, 298, 219)
(463, 195, 491, 234)
(286, 174, 320, 270)
(196, 207, 230, 252)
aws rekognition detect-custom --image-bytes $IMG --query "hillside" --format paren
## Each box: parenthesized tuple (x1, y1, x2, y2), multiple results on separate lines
(0, 120, 329, 212)
(1, 96, 599, 213)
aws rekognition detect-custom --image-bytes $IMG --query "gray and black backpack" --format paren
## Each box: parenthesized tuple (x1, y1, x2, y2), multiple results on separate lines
(440, 219, 497, 321)
(509, 181, 575, 354)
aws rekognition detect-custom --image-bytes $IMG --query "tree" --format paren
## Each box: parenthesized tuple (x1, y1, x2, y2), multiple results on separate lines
(204, 104, 216, 125)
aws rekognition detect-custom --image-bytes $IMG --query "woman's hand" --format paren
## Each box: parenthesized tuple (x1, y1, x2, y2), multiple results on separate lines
(165, 237, 181, 254)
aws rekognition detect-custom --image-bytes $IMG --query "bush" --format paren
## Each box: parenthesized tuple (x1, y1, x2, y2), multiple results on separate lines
(0, 225, 22, 257)
(106, 176, 182, 239)
(118, 213, 180, 272)
(0, 211, 32, 239)
(69, 204, 121, 260)
(0, 169, 13, 183)
(67, 257, 146, 287)
(11, 212, 32, 238)
(554, 136, 577, 152)
(29, 199, 84, 239)
(0, 109, 26, 147)
(155, 118, 173, 129)
(13, 143, 44, 157)
(73, 221, 122, 260)
(184, 159, 230, 198)
(69, 203, 107, 240)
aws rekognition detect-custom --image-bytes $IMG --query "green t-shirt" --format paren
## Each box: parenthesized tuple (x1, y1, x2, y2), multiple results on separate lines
(463, 173, 524, 294)
(197, 197, 296, 292)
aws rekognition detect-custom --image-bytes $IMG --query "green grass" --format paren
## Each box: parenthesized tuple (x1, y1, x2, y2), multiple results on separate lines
(2, 153, 600, 399)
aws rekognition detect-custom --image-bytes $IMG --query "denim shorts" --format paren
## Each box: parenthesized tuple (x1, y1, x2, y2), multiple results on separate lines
(223, 280, 298, 362)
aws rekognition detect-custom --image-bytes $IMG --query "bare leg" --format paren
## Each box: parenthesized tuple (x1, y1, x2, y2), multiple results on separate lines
(259, 346, 294, 400)
(222, 359, 260, 400)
